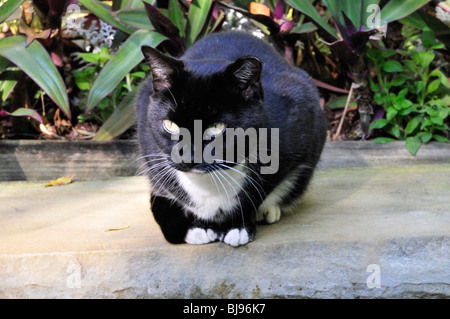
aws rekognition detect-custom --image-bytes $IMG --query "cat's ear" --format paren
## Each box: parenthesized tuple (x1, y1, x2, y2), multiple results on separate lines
(226, 56, 262, 99)
(141, 46, 184, 92)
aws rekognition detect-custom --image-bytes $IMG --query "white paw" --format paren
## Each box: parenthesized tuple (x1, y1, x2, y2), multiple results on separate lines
(257, 205, 281, 224)
(185, 227, 217, 245)
(223, 228, 250, 247)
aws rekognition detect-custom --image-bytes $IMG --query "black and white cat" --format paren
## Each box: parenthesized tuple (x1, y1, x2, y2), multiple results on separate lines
(136, 31, 327, 247)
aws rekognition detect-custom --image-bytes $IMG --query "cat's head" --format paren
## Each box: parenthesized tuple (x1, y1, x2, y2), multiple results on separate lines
(138, 46, 265, 173)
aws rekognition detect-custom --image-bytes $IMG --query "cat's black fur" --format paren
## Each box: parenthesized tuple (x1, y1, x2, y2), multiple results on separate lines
(136, 31, 327, 246)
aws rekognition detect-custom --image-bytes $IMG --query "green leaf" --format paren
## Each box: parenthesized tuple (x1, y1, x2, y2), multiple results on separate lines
(329, 0, 362, 29)
(168, 0, 186, 38)
(382, 60, 403, 73)
(405, 115, 423, 136)
(391, 74, 410, 87)
(119, 0, 148, 9)
(0, 0, 23, 24)
(405, 136, 422, 156)
(417, 132, 432, 143)
(399, 104, 418, 116)
(116, 8, 153, 30)
(287, 0, 339, 40)
(421, 27, 437, 49)
(374, 92, 387, 105)
(0, 68, 21, 101)
(431, 116, 444, 126)
(86, 30, 166, 113)
(0, 79, 17, 101)
(381, 0, 429, 23)
(78, 0, 137, 34)
(433, 134, 450, 143)
(369, 119, 388, 130)
(0, 56, 10, 70)
(391, 90, 412, 110)
(72, 67, 96, 90)
(388, 125, 401, 139)
(78, 52, 102, 63)
(420, 117, 433, 130)
(10, 108, 42, 122)
(386, 106, 398, 121)
(439, 107, 449, 121)
(185, 0, 213, 47)
(372, 137, 396, 144)
(327, 95, 357, 109)
(0, 36, 70, 118)
(94, 85, 139, 140)
(3, 107, 43, 123)
(398, 88, 409, 100)
(381, 49, 397, 58)
(400, 11, 427, 29)
(427, 79, 441, 94)
(415, 81, 426, 95)
(430, 69, 450, 88)
(98, 46, 111, 65)
(413, 51, 434, 70)
(425, 105, 439, 117)
(366, 47, 380, 62)
(290, 22, 318, 34)
(368, 77, 380, 92)
(403, 60, 419, 73)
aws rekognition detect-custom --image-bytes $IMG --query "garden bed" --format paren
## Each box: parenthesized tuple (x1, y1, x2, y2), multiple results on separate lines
(1, 1, 449, 152)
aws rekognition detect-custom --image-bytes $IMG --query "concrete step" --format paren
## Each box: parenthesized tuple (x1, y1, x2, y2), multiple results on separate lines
(1, 164, 449, 298)
(1, 140, 450, 181)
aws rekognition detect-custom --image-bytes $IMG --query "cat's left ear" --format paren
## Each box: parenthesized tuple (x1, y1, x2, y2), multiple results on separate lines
(141, 46, 184, 92)
(226, 56, 262, 100)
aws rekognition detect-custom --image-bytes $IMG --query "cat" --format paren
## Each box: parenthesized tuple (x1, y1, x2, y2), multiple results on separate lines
(136, 31, 327, 247)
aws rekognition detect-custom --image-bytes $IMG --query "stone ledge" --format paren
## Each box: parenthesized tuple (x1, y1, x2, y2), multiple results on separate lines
(1, 165, 449, 298)
(0, 140, 449, 181)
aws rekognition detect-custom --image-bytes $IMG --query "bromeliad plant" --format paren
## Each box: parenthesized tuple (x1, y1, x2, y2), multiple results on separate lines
(367, 26, 450, 155)
(0, 0, 167, 138)
(0, 0, 71, 129)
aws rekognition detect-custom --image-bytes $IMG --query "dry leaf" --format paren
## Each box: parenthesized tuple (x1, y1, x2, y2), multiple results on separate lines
(249, 2, 270, 16)
(45, 174, 75, 187)
(105, 226, 130, 232)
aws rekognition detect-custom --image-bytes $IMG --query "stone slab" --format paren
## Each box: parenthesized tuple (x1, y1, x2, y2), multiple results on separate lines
(0, 165, 449, 298)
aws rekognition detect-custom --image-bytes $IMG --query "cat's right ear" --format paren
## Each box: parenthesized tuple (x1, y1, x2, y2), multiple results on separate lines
(141, 46, 184, 92)
(225, 56, 262, 100)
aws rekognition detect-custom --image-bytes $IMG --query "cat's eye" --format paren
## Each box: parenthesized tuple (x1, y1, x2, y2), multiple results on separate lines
(163, 120, 180, 134)
(206, 122, 226, 137)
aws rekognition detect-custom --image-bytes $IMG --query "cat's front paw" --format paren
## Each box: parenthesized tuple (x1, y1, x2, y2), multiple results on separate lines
(185, 227, 218, 245)
(223, 228, 251, 247)
(257, 205, 281, 224)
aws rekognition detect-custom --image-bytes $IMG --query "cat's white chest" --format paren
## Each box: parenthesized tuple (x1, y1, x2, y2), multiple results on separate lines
(176, 166, 246, 220)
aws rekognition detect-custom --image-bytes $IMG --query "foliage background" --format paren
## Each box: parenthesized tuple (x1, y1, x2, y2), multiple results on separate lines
(0, 0, 448, 155)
